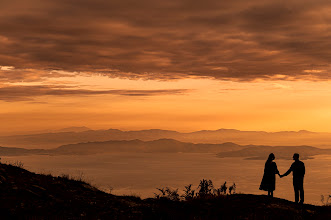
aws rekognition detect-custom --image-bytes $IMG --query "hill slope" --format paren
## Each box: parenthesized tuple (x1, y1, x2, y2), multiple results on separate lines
(0, 163, 330, 219)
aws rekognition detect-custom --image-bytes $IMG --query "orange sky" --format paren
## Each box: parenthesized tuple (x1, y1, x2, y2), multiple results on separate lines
(1, 72, 331, 133)
(1, 0, 331, 134)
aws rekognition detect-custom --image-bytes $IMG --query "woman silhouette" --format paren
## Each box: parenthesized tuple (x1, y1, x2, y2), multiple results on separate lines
(259, 153, 280, 197)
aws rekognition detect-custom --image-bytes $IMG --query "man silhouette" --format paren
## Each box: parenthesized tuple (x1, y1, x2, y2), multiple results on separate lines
(280, 153, 305, 204)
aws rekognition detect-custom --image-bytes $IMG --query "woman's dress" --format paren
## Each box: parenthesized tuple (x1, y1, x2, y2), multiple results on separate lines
(259, 161, 279, 191)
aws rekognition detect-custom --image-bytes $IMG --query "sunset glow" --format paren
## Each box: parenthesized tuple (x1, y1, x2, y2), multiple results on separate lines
(1, 0, 331, 134)
(1, 72, 331, 133)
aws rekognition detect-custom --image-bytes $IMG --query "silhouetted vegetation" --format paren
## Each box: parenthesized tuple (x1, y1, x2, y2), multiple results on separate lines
(155, 179, 237, 201)
(321, 195, 331, 206)
(59, 171, 91, 184)
(229, 183, 236, 195)
(1, 160, 25, 168)
(182, 184, 195, 200)
(197, 179, 214, 197)
(154, 187, 180, 201)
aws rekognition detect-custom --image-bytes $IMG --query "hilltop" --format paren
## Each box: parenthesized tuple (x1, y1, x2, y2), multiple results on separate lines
(0, 163, 330, 219)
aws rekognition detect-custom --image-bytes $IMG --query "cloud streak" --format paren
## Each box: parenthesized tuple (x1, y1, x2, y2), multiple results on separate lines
(0, 0, 331, 81)
(0, 85, 189, 101)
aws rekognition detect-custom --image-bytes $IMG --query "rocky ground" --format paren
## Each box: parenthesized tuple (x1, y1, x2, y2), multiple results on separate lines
(0, 163, 329, 219)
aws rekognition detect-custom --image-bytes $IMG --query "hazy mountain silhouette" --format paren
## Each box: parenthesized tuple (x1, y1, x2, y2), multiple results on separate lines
(0, 140, 243, 155)
(51, 139, 243, 155)
(1, 139, 330, 160)
(0, 146, 47, 156)
(1, 128, 331, 149)
(52, 126, 91, 133)
(217, 145, 331, 160)
(0, 126, 91, 137)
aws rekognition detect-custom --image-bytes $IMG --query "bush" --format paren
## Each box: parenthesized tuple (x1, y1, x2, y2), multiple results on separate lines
(155, 179, 236, 201)
(154, 187, 180, 201)
(321, 195, 331, 206)
(197, 179, 214, 197)
(182, 184, 195, 200)
(5, 160, 24, 168)
(229, 183, 236, 195)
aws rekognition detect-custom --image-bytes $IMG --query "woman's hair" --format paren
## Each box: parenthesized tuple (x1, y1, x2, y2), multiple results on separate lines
(267, 153, 275, 162)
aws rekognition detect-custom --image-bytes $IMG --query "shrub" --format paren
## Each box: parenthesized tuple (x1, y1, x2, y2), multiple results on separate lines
(60, 173, 70, 179)
(229, 183, 236, 195)
(72, 171, 85, 182)
(321, 195, 331, 206)
(213, 181, 237, 196)
(182, 184, 195, 200)
(7, 160, 24, 168)
(154, 187, 180, 201)
(220, 181, 227, 194)
(197, 179, 214, 198)
(155, 179, 237, 201)
(107, 185, 114, 194)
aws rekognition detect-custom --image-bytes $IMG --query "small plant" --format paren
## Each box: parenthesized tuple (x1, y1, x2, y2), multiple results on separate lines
(60, 173, 70, 179)
(321, 195, 331, 206)
(182, 184, 195, 200)
(107, 185, 114, 194)
(197, 179, 214, 197)
(229, 183, 236, 195)
(220, 181, 227, 194)
(214, 181, 228, 196)
(58, 171, 92, 184)
(154, 179, 237, 201)
(154, 188, 166, 199)
(128, 193, 141, 199)
(11, 161, 24, 168)
(154, 187, 180, 201)
(72, 171, 85, 182)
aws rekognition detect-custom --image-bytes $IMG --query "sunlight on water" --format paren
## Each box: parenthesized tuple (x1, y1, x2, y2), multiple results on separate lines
(2, 153, 330, 205)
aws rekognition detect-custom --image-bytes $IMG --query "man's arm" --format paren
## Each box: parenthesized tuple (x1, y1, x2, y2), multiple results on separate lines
(282, 168, 292, 176)
(280, 164, 293, 177)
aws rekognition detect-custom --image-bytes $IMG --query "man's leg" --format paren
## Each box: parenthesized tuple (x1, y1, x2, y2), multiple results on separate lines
(299, 189, 304, 204)
(299, 181, 304, 204)
(294, 184, 299, 203)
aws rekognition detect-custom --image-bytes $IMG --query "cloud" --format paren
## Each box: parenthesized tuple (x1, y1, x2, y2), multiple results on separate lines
(0, 0, 331, 81)
(272, 83, 291, 89)
(0, 68, 78, 84)
(0, 66, 15, 71)
(0, 85, 190, 101)
(303, 69, 325, 73)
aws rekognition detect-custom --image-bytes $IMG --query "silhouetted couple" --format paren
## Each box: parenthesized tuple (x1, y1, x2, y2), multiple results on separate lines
(259, 153, 305, 204)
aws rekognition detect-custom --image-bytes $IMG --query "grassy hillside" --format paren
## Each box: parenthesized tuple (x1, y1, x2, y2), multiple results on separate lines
(0, 163, 330, 219)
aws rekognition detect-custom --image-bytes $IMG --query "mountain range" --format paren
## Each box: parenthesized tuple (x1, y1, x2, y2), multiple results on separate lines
(1, 128, 331, 149)
(0, 139, 330, 160)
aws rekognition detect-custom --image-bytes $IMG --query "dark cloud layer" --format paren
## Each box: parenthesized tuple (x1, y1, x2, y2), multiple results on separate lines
(0, 85, 188, 101)
(1, 0, 331, 81)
